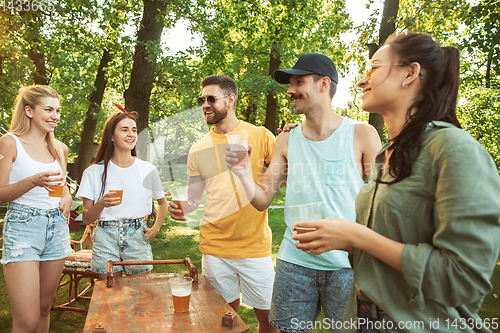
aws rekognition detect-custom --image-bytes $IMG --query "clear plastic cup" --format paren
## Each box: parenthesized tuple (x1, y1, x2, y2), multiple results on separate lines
(289, 202, 323, 236)
(48, 171, 68, 198)
(107, 179, 125, 206)
(170, 186, 189, 216)
(226, 131, 249, 165)
(168, 276, 193, 313)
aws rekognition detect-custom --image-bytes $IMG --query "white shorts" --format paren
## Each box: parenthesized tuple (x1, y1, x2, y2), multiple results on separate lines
(202, 254, 275, 310)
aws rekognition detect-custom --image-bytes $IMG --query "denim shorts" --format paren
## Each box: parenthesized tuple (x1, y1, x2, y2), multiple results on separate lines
(269, 259, 353, 333)
(91, 218, 153, 274)
(357, 300, 403, 333)
(1, 203, 73, 264)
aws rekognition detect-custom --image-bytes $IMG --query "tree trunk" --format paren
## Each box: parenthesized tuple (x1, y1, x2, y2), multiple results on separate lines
(77, 49, 112, 183)
(241, 102, 257, 123)
(168, 160, 174, 182)
(265, 93, 279, 134)
(21, 11, 49, 85)
(485, 49, 492, 88)
(124, 0, 167, 159)
(27, 49, 48, 85)
(264, 40, 281, 134)
(379, 0, 400, 44)
(369, 0, 400, 141)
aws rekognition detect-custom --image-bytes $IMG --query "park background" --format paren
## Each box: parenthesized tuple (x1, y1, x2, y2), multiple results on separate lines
(0, 0, 499, 331)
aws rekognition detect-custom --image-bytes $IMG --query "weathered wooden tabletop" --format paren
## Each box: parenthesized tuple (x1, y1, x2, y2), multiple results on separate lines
(83, 273, 249, 333)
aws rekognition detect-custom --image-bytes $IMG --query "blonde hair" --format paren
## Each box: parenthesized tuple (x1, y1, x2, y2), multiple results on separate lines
(9, 85, 66, 171)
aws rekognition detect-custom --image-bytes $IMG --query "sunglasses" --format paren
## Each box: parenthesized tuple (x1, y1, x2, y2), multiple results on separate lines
(197, 95, 229, 106)
(366, 63, 425, 80)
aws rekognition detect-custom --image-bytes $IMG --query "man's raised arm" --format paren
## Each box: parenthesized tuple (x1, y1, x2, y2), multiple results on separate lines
(227, 132, 289, 211)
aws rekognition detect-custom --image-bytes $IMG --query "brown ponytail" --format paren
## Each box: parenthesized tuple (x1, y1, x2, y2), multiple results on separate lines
(380, 33, 461, 185)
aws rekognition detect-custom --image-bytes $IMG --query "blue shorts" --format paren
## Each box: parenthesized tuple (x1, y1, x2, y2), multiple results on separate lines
(269, 259, 353, 333)
(1, 202, 73, 264)
(91, 218, 153, 274)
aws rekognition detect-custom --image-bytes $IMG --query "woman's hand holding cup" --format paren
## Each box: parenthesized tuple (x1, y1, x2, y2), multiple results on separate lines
(30, 170, 62, 193)
(98, 192, 121, 208)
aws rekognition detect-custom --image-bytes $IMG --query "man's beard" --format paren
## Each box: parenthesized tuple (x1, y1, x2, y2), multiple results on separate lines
(205, 106, 228, 125)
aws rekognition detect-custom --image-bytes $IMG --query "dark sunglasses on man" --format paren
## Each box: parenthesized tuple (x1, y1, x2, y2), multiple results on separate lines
(197, 95, 229, 107)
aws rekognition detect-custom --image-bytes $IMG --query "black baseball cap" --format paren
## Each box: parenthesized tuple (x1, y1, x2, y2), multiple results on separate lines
(274, 53, 338, 84)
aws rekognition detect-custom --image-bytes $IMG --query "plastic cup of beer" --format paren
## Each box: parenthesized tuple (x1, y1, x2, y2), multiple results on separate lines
(48, 171, 68, 197)
(107, 179, 124, 206)
(170, 186, 189, 216)
(226, 130, 249, 165)
(168, 276, 193, 313)
(289, 202, 323, 241)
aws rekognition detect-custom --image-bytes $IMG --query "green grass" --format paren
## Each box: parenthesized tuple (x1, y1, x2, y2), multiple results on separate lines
(1, 191, 499, 332)
(480, 262, 500, 324)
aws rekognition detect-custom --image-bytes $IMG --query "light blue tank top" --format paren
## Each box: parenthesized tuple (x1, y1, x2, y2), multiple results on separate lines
(278, 117, 364, 270)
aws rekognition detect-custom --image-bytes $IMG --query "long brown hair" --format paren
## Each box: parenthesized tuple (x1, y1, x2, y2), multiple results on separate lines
(93, 111, 138, 198)
(381, 32, 461, 185)
(10, 85, 66, 171)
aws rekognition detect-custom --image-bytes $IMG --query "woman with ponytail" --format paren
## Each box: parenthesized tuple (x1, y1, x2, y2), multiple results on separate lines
(292, 32, 500, 332)
(0, 85, 73, 332)
(76, 108, 167, 281)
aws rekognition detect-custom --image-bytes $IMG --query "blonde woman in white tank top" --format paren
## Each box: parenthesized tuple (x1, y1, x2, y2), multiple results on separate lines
(0, 85, 73, 333)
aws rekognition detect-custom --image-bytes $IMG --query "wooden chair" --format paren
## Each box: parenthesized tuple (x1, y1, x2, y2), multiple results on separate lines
(51, 221, 99, 313)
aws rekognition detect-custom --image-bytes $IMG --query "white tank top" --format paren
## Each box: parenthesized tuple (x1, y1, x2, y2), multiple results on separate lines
(6, 133, 63, 209)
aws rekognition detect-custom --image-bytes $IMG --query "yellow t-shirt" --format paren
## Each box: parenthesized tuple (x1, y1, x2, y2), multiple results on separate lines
(187, 121, 275, 258)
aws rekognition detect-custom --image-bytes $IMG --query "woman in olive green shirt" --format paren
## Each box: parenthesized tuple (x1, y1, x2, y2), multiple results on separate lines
(292, 32, 500, 332)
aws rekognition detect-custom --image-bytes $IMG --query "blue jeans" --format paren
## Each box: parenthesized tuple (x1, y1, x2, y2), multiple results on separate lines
(1, 202, 73, 264)
(357, 300, 403, 333)
(91, 218, 153, 274)
(269, 259, 353, 333)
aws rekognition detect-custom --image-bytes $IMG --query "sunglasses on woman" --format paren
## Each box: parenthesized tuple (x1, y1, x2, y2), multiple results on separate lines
(197, 95, 229, 106)
(366, 63, 425, 80)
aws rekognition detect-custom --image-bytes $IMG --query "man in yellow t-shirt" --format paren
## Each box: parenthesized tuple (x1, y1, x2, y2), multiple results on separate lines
(169, 75, 277, 333)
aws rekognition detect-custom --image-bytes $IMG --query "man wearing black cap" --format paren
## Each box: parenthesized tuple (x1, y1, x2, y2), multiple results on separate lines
(226, 53, 381, 332)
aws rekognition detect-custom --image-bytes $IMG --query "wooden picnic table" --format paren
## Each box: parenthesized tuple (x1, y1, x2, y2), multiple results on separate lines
(83, 273, 249, 333)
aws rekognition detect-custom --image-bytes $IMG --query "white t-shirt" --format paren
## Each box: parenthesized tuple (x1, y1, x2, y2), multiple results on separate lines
(76, 158, 164, 221)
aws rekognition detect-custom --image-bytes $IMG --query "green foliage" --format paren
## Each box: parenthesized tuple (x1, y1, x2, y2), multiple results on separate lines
(0, 0, 141, 161)
(148, 107, 208, 184)
(150, 54, 204, 120)
(461, 0, 500, 89)
(183, 0, 352, 127)
(398, 0, 466, 41)
(457, 88, 500, 172)
(1, 0, 499, 171)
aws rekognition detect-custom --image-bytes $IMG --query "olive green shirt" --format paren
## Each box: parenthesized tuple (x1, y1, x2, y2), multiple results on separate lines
(344, 121, 500, 332)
